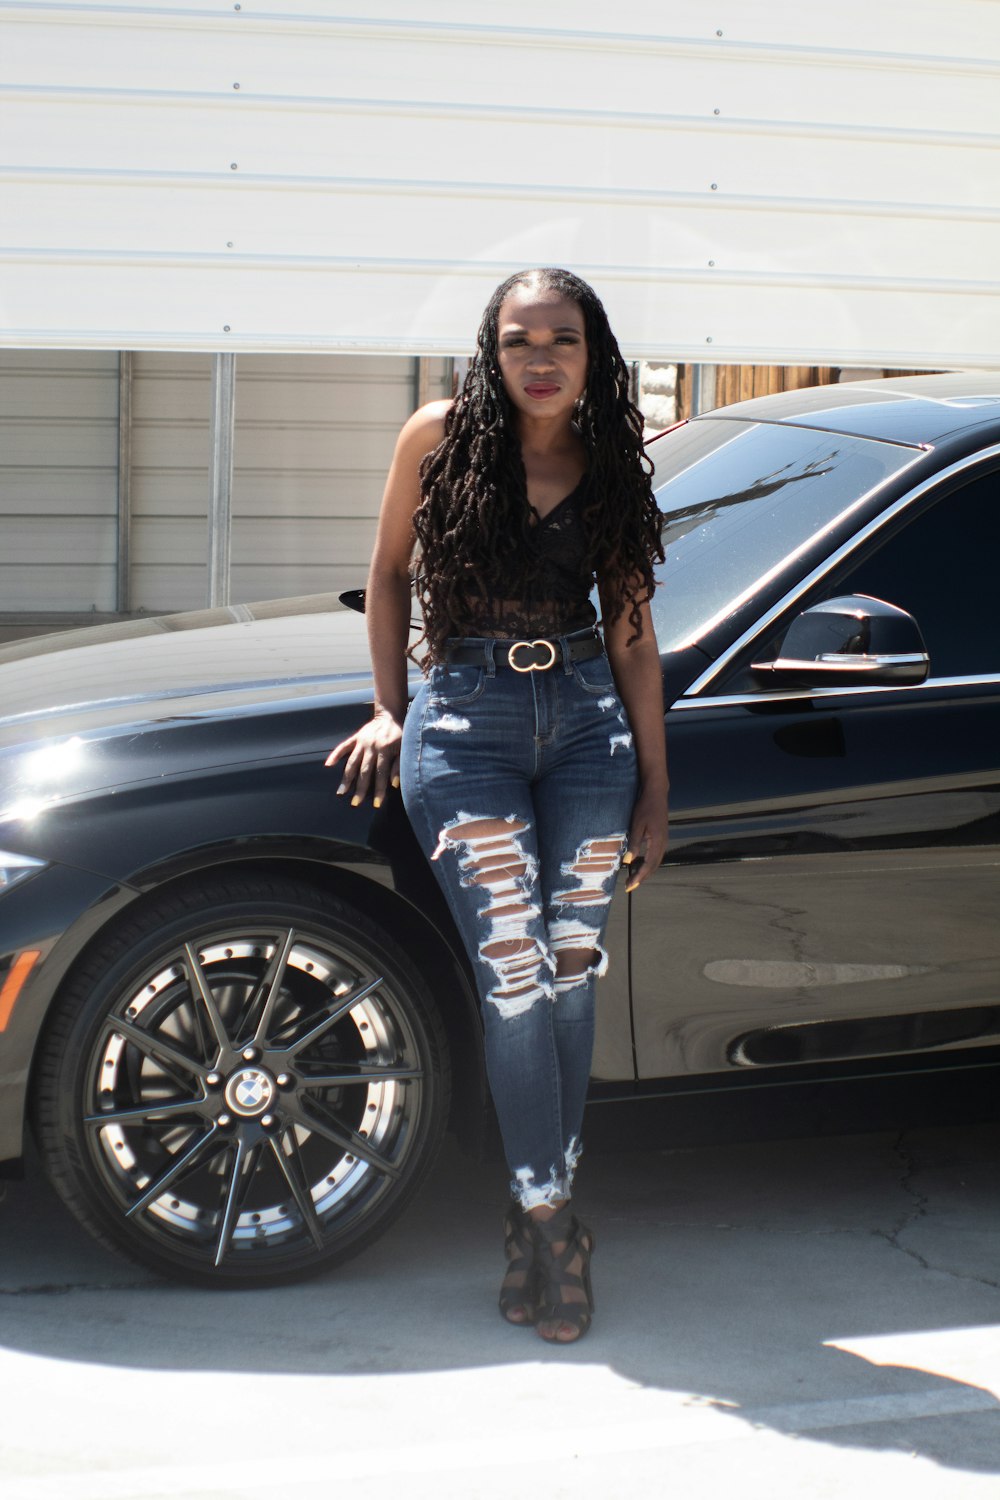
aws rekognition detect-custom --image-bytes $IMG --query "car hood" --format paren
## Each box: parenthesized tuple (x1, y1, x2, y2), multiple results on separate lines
(0, 597, 400, 823)
(0, 595, 380, 735)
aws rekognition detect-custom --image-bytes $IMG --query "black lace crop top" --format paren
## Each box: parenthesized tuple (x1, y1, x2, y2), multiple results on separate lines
(447, 475, 598, 639)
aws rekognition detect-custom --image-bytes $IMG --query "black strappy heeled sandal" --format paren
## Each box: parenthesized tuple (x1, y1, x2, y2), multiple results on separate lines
(532, 1202, 595, 1344)
(498, 1201, 539, 1326)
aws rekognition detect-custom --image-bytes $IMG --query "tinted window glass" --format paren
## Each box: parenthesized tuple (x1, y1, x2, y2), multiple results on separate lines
(830, 470, 1000, 677)
(649, 419, 921, 652)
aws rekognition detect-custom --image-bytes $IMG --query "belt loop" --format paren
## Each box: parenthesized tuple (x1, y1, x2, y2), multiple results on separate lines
(485, 638, 497, 677)
(560, 634, 573, 674)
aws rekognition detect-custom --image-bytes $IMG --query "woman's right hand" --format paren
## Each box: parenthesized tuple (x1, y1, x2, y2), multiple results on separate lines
(324, 710, 403, 808)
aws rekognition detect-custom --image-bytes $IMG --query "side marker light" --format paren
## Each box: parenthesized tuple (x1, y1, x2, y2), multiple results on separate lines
(0, 951, 42, 1031)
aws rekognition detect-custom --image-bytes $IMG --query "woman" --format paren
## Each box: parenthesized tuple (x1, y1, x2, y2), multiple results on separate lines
(327, 267, 668, 1343)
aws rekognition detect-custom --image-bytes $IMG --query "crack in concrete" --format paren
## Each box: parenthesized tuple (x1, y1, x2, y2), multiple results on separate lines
(873, 1131, 1000, 1294)
(873, 1129, 932, 1270)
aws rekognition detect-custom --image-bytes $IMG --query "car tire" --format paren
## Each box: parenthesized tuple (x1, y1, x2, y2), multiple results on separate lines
(32, 873, 451, 1287)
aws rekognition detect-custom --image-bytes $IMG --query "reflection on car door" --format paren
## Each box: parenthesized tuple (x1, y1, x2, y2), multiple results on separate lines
(631, 468, 1000, 1079)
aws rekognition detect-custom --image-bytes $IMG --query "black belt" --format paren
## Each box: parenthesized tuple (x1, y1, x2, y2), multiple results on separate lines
(445, 634, 604, 673)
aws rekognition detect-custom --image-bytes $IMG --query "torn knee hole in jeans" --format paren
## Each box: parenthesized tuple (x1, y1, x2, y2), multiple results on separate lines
(549, 834, 625, 991)
(551, 917, 608, 992)
(432, 813, 553, 1019)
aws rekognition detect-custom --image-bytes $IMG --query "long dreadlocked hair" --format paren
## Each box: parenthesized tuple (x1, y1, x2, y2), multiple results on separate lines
(412, 267, 664, 664)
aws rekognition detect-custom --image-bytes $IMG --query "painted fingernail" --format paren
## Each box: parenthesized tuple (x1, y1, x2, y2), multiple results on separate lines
(373, 797, 382, 808)
(337, 783, 347, 795)
(392, 776, 400, 788)
(351, 795, 361, 807)
(622, 851, 633, 864)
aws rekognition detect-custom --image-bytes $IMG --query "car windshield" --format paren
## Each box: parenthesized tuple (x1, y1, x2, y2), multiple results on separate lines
(648, 418, 923, 651)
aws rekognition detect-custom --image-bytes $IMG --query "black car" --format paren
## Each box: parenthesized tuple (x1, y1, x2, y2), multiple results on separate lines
(2, 371, 998, 1286)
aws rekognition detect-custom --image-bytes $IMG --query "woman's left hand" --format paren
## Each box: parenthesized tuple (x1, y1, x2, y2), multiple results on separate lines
(623, 784, 669, 893)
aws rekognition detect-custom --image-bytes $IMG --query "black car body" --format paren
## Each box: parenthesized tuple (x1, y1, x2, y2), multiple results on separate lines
(1, 371, 998, 1284)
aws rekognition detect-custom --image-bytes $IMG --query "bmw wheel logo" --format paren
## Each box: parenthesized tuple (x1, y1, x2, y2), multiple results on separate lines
(224, 1066, 276, 1117)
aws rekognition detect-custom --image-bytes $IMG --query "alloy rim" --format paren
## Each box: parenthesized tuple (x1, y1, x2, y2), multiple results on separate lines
(83, 925, 425, 1267)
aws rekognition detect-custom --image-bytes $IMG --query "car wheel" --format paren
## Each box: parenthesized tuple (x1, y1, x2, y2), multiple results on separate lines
(33, 873, 451, 1287)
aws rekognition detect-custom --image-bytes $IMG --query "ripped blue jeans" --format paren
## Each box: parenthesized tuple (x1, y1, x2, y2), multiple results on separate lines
(400, 632, 638, 1210)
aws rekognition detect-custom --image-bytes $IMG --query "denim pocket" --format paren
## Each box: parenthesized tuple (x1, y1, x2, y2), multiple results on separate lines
(571, 653, 618, 696)
(428, 662, 487, 705)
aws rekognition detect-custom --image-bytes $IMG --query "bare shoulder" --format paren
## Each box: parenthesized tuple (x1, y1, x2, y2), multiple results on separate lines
(395, 399, 451, 460)
(375, 401, 453, 545)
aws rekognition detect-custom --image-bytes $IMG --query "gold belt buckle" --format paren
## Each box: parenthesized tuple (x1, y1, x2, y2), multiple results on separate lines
(509, 638, 558, 673)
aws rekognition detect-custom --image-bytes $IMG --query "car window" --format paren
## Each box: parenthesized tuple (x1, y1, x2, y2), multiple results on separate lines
(825, 469, 1000, 679)
(649, 419, 921, 653)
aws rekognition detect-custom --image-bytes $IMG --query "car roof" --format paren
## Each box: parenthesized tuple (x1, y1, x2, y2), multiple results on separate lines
(695, 372, 1000, 450)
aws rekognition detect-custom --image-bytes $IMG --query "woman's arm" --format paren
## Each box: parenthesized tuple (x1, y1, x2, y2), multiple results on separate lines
(325, 400, 450, 805)
(600, 583, 669, 892)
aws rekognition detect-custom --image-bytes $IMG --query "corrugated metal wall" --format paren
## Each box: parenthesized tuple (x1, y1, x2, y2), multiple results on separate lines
(1, 351, 451, 619)
(130, 352, 449, 612)
(2, 0, 999, 366)
(0, 351, 119, 613)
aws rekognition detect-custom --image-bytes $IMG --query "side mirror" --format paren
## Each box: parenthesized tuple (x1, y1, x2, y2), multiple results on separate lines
(338, 586, 424, 632)
(751, 594, 929, 688)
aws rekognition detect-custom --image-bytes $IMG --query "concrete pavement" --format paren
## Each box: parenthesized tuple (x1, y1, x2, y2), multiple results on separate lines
(1, 1122, 998, 1497)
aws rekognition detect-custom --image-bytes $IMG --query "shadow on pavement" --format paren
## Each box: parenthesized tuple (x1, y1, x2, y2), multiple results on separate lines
(1, 1119, 999, 1477)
